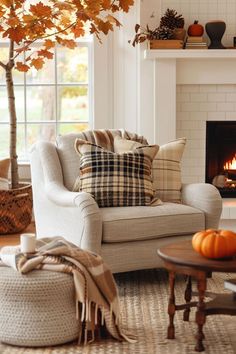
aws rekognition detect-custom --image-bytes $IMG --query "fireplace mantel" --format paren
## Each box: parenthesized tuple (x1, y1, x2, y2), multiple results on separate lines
(144, 49, 236, 145)
(145, 49, 236, 59)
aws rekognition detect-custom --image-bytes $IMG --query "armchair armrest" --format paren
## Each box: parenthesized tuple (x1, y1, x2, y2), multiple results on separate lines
(30, 142, 102, 254)
(181, 183, 222, 229)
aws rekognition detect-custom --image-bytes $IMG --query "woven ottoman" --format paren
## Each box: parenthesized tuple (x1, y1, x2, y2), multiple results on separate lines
(0, 267, 79, 347)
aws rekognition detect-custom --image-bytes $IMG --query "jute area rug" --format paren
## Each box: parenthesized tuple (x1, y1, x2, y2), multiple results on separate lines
(1, 269, 236, 354)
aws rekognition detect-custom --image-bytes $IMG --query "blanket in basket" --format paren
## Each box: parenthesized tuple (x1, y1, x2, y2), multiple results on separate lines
(0, 237, 136, 345)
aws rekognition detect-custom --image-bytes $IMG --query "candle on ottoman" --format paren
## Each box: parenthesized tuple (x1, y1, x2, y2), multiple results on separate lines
(20, 233, 36, 253)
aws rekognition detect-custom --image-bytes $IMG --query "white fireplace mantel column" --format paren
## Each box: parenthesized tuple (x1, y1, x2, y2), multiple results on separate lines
(154, 58, 176, 146)
(145, 49, 236, 145)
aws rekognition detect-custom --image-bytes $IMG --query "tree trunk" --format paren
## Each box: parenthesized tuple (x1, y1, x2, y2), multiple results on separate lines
(6, 40, 19, 189)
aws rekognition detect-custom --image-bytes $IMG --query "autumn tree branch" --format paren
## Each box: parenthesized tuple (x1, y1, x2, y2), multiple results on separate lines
(0, 61, 6, 69)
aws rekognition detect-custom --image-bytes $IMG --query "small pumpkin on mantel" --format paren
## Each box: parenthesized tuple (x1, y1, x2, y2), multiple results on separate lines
(192, 229, 236, 259)
(188, 20, 204, 37)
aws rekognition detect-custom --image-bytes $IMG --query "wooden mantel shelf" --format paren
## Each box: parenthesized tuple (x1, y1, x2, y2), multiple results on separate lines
(144, 49, 236, 60)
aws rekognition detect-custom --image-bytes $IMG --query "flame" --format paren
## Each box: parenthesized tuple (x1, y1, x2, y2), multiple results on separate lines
(224, 155, 236, 170)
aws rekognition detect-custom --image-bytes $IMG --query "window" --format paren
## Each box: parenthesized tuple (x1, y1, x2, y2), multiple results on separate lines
(0, 39, 92, 161)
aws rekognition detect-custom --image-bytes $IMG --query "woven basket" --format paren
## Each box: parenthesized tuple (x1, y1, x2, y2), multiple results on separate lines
(0, 184, 33, 234)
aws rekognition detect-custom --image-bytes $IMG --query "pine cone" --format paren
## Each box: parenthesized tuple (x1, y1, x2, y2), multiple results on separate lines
(156, 26, 174, 40)
(160, 8, 184, 29)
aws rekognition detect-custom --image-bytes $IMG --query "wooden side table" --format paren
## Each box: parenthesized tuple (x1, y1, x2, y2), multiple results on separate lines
(158, 240, 236, 352)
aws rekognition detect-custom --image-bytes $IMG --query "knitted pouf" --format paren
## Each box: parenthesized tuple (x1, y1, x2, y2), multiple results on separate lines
(0, 267, 79, 347)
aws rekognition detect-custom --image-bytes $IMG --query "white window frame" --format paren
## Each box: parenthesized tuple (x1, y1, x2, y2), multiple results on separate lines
(0, 38, 93, 162)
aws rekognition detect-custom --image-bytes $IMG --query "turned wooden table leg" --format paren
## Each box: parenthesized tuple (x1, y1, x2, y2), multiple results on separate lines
(195, 275, 207, 352)
(183, 276, 192, 321)
(167, 271, 176, 339)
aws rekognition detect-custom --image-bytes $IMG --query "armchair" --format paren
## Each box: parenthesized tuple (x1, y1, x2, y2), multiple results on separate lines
(30, 130, 222, 273)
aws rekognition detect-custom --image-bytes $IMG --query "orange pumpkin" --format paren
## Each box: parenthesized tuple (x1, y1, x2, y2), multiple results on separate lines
(192, 229, 236, 259)
(188, 20, 204, 37)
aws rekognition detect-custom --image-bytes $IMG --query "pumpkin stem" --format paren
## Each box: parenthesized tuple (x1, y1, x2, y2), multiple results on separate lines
(194, 20, 199, 24)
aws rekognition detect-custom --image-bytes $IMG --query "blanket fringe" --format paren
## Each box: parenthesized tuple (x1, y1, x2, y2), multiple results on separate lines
(81, 302, 85, 322)
(95, 303, 98, 325)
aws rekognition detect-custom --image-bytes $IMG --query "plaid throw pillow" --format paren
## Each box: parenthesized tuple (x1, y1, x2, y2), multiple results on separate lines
(114, 136, 186, 203)
(74, 139, 159, 207)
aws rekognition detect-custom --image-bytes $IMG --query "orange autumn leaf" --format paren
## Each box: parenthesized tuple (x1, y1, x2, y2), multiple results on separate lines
(0, 0, 13, 6)
(106, 14, 121, 27)
(23, 14, 37, 23)
(71, 22, 85, 38)
(31, 57, 45, 70)
(119, 0, 134, 12)
(54, 2, 73, 11)
(3, 27, 25, 44)
(7, 17, 20, 27)
(30, 2, 52, 18)
(44, 39, 55, 50)
(60, 15, 71, 27)
(15, 62, 30, 72)
(37, 49, 53, 59)
(98, 20, 113, 34)
(56, 37, 76, 49)
(102, 0, 112, 9)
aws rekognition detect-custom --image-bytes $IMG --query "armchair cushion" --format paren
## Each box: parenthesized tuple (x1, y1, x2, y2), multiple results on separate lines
(114, 136, 186, 203)
(74, 139, 159, 207)
(101, 202, 204, 243)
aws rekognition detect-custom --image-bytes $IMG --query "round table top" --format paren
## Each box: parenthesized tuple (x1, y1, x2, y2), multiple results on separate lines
(158, 240, 236, 273)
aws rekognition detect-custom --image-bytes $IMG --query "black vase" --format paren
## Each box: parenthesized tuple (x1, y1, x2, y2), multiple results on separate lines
(205, 21, 226, 49)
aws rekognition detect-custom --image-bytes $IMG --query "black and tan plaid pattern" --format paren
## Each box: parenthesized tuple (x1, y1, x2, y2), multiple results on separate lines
(74, 139, 158, 207)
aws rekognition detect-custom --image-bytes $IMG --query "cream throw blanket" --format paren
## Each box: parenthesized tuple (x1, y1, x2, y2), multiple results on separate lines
(0, 237, 136, 345)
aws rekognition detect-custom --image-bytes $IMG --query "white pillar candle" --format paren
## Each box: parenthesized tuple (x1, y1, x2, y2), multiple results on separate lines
(20, 233, 36, 253)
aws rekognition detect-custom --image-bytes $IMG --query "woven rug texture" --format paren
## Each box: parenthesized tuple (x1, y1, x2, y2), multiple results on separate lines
(0, 269, 236, 354)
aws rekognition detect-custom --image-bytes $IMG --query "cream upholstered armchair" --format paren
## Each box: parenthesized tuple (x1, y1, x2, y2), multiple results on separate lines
(30, 130, 222, 273)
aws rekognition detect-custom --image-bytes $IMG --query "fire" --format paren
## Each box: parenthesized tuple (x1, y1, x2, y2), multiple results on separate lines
(224, 155, 236, 170)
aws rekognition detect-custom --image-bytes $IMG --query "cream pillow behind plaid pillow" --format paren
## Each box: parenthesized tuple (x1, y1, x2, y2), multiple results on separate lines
(152, 138, 186, 203)
(114, 136, 186, 203)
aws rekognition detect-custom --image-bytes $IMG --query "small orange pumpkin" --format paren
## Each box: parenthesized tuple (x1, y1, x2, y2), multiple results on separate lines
(192, 229, 236, 259)
(188, 20, 204, 37)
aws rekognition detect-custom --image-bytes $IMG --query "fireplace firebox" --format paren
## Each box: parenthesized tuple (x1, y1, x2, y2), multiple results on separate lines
(206, 121, 236, 197)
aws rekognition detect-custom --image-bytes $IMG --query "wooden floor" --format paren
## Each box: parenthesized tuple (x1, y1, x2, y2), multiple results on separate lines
(0, 222, 36, 247)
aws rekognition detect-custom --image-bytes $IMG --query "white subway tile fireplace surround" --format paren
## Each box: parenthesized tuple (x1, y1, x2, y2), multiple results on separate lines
(177, 83, 236, 185)
(145, 49, 236, 219)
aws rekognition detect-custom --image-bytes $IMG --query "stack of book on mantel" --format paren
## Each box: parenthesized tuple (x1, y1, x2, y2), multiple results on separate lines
(185, 36, 208, 49)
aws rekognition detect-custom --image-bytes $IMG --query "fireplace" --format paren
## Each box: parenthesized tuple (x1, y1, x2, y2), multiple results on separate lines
(206, 121, 236, 197)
